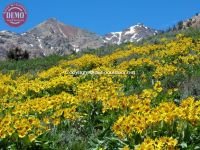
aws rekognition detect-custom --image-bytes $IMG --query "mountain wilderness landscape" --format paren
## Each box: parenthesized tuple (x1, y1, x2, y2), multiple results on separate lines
(2, 13, 200, 61)
(1, 9, 200, 150)
(0, 18, 159, 60)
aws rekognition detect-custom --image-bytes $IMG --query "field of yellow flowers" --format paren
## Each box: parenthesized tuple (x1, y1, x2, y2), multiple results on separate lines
(1, 34, 200, 149)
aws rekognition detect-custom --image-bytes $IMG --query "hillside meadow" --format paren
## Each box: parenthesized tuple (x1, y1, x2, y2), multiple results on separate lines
(1, 33, 200, 149)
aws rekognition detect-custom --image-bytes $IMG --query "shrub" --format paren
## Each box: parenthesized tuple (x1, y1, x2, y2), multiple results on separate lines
(7, 47, 29, 61)
(177, 21, 184, 30)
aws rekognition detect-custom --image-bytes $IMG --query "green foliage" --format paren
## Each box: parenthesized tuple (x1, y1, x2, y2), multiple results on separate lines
(0, 55, 69, 76)
(1, 25, 200, 150)
(139, 27, 200, 45)
(177, 21, 184, 30)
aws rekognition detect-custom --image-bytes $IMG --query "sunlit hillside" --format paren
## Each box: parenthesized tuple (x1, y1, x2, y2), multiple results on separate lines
(1, 32, 200, 149)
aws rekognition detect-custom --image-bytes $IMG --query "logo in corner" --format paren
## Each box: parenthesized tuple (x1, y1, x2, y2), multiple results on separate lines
(3, 2, 28, 27)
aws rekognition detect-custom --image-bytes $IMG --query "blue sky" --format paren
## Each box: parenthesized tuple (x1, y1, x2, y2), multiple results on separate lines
(0, 0, 200, 35)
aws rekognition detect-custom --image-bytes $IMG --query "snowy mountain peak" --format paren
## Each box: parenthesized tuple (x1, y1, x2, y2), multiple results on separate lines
(104, 24, 157, 45)
(0, 20, 158, 61)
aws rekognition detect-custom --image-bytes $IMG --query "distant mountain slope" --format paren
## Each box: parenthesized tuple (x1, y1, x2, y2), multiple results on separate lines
(0, 19, 158, 60)
(183, 13, 200, 28)
(23, 18, 104, 56)
(175, 13, 200, 30)
(103, 24, 158, 44)
(0, 19, 105, 60)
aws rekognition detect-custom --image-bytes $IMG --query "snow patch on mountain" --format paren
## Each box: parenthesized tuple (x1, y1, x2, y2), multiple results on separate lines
(103, 24, 158, 45)
(37, 37, 43, 49)
(124, 26, 137, 35)
(0, 30, 8, 33)
(72, 44, 80, 52)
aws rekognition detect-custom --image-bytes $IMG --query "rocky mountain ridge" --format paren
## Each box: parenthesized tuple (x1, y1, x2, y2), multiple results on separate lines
(0, 19, 158, 60)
